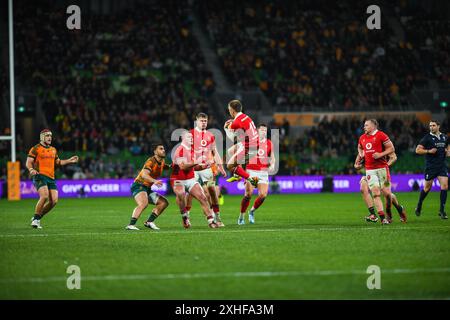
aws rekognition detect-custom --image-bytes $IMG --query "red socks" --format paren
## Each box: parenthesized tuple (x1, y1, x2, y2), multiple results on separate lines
(386, 197, 392, 215)
(253, 196, 266, 210)
(241, 196, 251, 213)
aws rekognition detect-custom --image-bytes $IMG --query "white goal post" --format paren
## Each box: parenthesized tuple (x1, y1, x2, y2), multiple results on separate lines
(1, 0, 16, 163)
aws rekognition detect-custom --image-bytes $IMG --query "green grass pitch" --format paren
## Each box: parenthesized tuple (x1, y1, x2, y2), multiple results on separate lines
(0, 192, 449, 299)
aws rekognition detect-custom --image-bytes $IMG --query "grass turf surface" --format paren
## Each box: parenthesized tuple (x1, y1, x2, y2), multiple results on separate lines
(0, 192, 449, 299)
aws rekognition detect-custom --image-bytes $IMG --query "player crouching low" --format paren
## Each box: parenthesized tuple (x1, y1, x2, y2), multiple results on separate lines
(238, 124, 275, 225)
(126, 144, 170, 231)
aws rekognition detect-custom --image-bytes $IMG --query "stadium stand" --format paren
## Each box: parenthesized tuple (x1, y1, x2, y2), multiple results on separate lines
(398, 5, 450, 88)
(272, 116, 438, 175)
(199, 0, 426, 110)
(13, 0, 216, 154)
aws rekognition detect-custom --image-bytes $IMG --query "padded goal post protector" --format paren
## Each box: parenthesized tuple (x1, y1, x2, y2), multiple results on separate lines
(7, 161, 20, 201)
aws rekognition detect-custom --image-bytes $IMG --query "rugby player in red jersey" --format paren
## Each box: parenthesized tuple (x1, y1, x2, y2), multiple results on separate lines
(185, 113, 227, 227)
(224, 100, 259, 187)
(238, 124, 275, 225)
(357, 119, 395, 224)
(171, 132, 218, 229)
(355, 152, 407, 223)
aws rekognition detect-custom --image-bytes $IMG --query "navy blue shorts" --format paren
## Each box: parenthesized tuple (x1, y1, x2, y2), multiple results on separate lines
(424, 167, 448, 181)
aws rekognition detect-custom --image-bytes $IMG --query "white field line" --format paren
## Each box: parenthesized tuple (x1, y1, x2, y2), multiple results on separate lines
(0, 225, 448, 238)
(1, 268, 449, 284)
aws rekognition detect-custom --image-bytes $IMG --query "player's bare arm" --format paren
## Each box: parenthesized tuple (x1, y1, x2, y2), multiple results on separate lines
(268, 149, 276, 174)
(415, 144, 437, 155)
(387, 153, 397, 166)
(141, 169, 163, 187)
(354, 153, 363, 170)
(224, 119, 233, 130)
(357, 143, 363, 157)
(26, 156, 38, 176)
(177, 157, 201, 171)
(196, 159, 213, 171)
(211, 145, 226, 176)
(56, 156, 79, 166)
(355, 145, 363, 169)
(372, 141, 395, 159)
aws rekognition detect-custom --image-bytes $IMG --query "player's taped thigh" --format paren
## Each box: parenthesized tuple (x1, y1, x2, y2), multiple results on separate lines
(370, 184, 381, 198)
(367, 174, 381, 190)
(148, 192, 160, 205)
(187, 181, 201, 194)
(173, 182, 187, 195)
(205, 180, 216, 188)
(372, 192, 381, 199)
(155, 195, 169, 210)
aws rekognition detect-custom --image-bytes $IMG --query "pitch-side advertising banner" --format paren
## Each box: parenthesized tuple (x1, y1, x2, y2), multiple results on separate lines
(3, 174, 442, 198)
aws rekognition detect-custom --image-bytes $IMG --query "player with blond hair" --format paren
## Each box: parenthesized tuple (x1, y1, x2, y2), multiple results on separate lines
(26, 129, 79, 229)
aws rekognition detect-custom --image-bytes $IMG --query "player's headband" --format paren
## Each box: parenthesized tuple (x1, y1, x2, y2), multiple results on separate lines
(40, 129, 52, 142)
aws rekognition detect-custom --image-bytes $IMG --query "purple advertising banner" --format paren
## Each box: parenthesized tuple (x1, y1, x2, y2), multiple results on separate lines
(220, 174, 442, 194)
(0, 174, 442, 198)
(219, 176, 325, 194)
(331, 174, 443, 193)
(18, 179, 168, 199)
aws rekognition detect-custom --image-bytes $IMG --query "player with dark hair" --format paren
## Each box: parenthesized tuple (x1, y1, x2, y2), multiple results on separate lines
(357, 119, 395, 224)
(26, 129, 79, 229)
(224, 100, 259, 187)
(415, 120, 449, 219)
(126, 144, 170, 230)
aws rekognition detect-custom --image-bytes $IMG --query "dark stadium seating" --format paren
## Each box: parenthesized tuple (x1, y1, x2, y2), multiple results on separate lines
(400, 8, 450, 88)
(199, 0, 425, 110)
(13, 0, 216, 155)
(275, 116, 433, 175)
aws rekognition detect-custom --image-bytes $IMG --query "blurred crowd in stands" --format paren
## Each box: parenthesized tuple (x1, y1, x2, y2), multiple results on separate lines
(13, 0, 216, 155)
(1, 115, 446, 181)
(273, 116, 449, 176)
(200, 0, 433, 110)
(396, 3, 450, 88)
